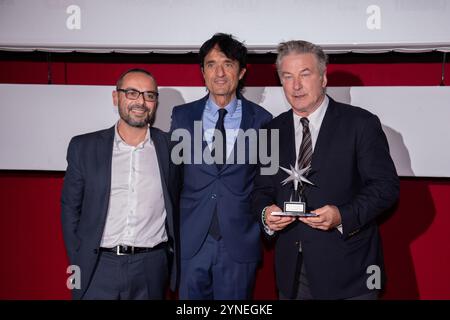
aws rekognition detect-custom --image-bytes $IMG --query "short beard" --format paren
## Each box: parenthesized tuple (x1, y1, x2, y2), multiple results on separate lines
(119, 103, 154, 128)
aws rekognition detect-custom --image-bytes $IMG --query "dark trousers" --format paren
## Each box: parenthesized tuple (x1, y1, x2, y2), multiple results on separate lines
(179, 235, 258, 300)
(82, 248, 168, 300)
(279, 254, 379, 300)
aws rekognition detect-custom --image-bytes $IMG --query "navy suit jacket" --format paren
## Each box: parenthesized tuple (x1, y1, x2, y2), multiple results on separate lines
(61, 126, 179, 299)
(170, 94, 272, 263)
(252, 97, 399, 299)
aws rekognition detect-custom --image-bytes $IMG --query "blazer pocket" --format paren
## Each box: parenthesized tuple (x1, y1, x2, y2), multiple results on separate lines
(342, 227, 372, 249)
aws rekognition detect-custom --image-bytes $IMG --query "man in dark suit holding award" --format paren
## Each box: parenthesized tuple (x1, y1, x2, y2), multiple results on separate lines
(61, 69, 178, 299)
(252, 40, 399, 300)
(170, 33, 272, 299)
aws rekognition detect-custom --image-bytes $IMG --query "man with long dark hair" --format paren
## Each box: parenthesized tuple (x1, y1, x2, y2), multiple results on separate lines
(170, 33, 272, 299)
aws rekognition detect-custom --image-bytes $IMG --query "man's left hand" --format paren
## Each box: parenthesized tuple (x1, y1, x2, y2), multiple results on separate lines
(298, 205, 342, 231)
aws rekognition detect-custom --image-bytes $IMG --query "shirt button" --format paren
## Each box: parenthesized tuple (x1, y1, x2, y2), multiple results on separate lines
(211, 194, 217, 199)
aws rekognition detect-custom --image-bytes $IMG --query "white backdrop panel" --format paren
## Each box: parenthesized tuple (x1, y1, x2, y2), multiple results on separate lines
(1, 0, 450, 53)
(0, 84, 449, 177)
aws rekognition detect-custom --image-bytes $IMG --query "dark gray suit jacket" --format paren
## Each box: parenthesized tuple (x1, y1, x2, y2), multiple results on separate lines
(61, 126, 179, 299)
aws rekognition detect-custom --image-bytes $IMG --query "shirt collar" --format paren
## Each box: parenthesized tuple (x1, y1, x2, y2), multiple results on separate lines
(206, 96, 238, 117)
(293, 95, 329, 129)
(114, 122, 151, 150)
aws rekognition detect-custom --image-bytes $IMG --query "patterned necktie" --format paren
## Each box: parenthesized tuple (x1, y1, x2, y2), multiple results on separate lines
(213, 108, 227, 168)
(297, 117, 312, 172)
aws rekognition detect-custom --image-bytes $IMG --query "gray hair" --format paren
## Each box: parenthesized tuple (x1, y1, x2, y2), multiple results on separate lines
(276, 40, 328, 76)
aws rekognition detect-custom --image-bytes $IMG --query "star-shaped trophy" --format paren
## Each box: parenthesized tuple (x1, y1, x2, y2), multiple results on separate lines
(271, 165, 317, 217)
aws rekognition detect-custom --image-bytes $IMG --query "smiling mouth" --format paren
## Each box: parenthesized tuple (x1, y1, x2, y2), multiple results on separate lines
(214, 79, 228, 84)
(130, 106, 148, 115)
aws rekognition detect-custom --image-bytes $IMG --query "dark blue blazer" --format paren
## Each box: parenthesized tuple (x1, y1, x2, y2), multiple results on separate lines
(61, 126, 178, 299)
(170, 95, 272, 263)
(252, 97, 400, 299)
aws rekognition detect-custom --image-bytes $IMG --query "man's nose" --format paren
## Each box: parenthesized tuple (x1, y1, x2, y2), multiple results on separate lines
(136, 92, 145, 103)
(293, 77, 302, 90)
(215, 65, 225, 77)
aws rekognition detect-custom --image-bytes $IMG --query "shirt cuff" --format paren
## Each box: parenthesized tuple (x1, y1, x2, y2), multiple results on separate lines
(262, 206, 275, 236)
(336, 224, 343, 234)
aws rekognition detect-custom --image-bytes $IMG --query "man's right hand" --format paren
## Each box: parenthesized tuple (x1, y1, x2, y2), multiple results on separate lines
(265, 204, 296, 231)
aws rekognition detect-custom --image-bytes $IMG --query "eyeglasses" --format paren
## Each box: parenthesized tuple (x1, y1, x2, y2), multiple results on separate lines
(117, 88, 159, 102)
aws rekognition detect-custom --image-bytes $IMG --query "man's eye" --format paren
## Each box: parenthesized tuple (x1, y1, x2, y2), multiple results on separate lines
(127, 90, 139, 97)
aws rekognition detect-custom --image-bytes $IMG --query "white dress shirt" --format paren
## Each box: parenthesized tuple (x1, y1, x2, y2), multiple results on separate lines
(100, 124, 168, 248)
(293, 95, 329, 165)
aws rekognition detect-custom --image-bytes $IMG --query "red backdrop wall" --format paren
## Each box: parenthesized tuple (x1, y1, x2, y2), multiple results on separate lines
(0, 51, 449, 299)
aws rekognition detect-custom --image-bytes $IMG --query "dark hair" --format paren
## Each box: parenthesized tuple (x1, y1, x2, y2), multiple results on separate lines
(116, 68, 157, 90)
(199, 33, 247, 92)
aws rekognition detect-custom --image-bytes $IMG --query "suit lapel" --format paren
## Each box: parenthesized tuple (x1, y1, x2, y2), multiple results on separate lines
(238, 96, 255, 132)
(97, 126, 115, 223)
(151, 127, 174, 237)
(278, 110, 297, 199)
(280, 109, 297, 168)
(221, 96, 256, 170)
(151, 127, 169, 189)
(311, 97, 340, 174)
(191, 96, 207, 125)
(188, 95, 209, 163)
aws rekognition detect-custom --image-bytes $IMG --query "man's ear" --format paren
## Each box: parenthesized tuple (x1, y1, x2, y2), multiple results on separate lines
(201, 67, 206, 79)
(239, 67, 247, 80)
(112, 90, 118, 106)
(321, 71, 328, 88)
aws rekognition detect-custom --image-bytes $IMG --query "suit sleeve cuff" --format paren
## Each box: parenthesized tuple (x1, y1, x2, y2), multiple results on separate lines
(262, 206, 275, 236)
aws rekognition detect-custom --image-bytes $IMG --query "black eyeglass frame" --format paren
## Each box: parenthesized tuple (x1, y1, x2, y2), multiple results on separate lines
(117, 88, 159, 102)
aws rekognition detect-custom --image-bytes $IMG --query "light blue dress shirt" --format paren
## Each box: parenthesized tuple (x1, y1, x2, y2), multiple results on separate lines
(202, 96, 242, 159)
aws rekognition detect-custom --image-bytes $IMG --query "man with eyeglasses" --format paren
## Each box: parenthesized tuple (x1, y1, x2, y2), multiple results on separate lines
(61, 68, 178, 300)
